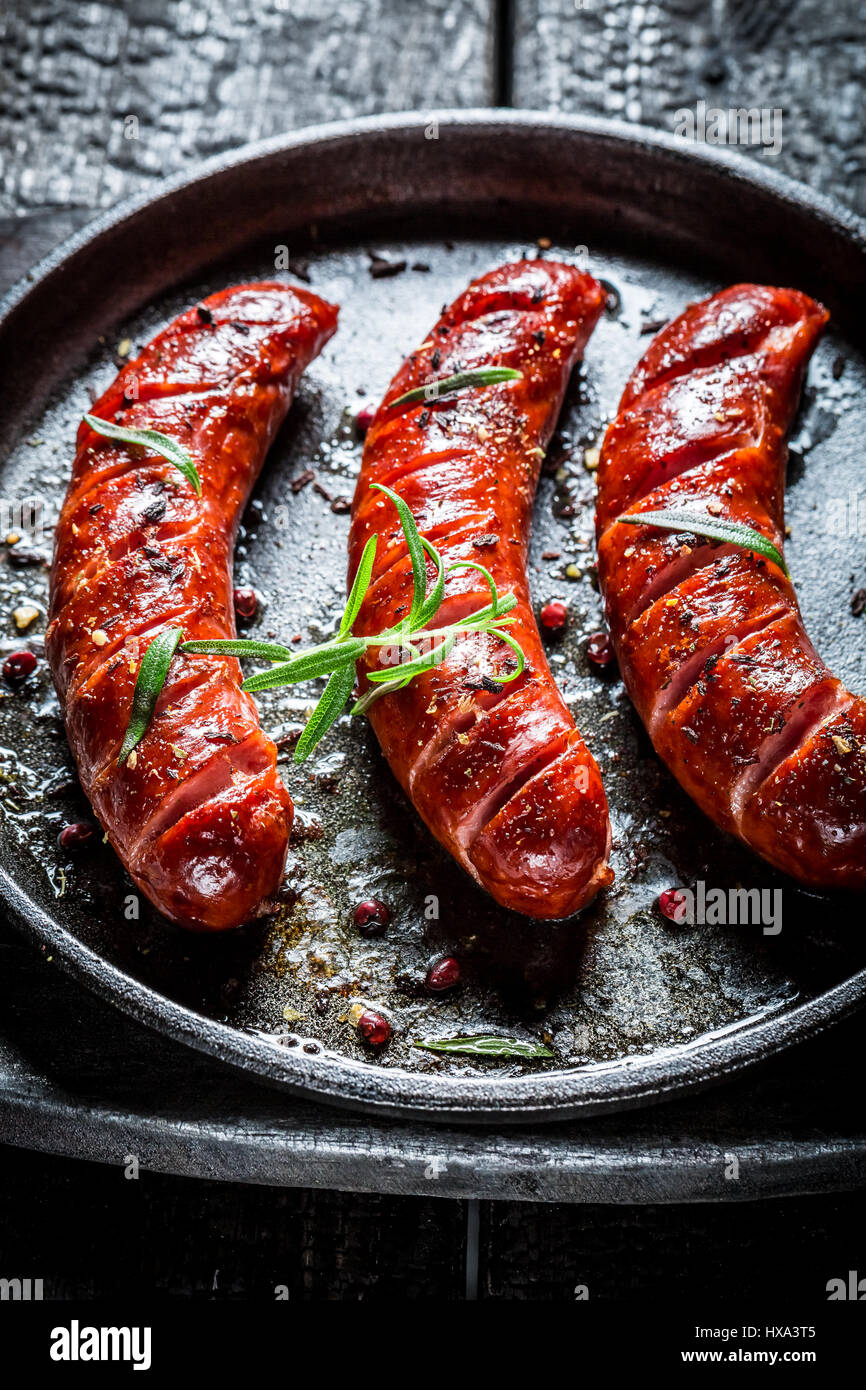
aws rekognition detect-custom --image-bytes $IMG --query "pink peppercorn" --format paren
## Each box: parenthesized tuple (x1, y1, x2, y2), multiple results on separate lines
(353, 899, 390, 936)
(233, 587, 258, 620)
(587, 631, 615, 667)
(658, 889, 688, 924)
(58, 822, 96, 850)
(426, 956, 461, 992)
(540, 600, 568, 631)
(356, 1009, 391, 1047)
(2, 650, 37, 683)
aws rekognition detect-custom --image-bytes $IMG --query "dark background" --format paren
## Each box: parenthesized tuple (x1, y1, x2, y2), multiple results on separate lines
(1, 0, 865, 1301)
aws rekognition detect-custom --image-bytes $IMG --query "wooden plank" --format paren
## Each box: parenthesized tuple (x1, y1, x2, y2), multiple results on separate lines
(481, 1192, 866, 1299)
(511, 0, 866, 214)
(0, 0, 496, 217)
(0, 1143, 466, 1299)
(1, 1129, 864, 1299)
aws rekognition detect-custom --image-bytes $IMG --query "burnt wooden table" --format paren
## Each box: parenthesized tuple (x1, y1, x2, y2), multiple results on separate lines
(1, 0, 864, 1298)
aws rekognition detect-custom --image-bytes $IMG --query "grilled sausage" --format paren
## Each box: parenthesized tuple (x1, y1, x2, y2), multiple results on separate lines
(47, 282, 338, 929)
(348, 261, 613, 917)
(597, 283, 866, 890)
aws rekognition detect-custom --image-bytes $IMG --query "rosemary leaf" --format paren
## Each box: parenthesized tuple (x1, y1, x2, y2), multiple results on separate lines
(371, 482, 429, 623)
(351, 676, 408, 717)
(455, 593, 518, 627)
(366, 631, 457, 683)
(182, 638, 296, 662)
(413, 1034, 554, 1059)
(389, 367, 522, 409)
(489, 626, 526, 681)
(413, 536, 446, 628)
(119, 627, 184, 764)
(446, 558, 508, 618)
(617, 507, 789, 577)
(340, 534, 378, 636)
(294, 662, 357, 764)
(242, 639, 364, 693)
(83, 414, 202, 497)
(172, 485, 528, 760)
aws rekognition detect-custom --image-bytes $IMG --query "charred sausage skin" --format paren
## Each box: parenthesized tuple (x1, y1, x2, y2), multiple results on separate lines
(348, 261, 613, 918)
(48, 283, 338, 929)
(597, 283, 866, 890)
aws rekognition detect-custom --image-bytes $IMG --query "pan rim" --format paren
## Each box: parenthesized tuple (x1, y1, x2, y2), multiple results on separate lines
(2, 108, 864, 1124)
(5, 857, 865, 1123)
(3, 107, 864, 327)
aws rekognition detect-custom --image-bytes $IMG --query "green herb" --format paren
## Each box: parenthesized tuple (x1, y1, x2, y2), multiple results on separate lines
(83, 414, 202, 497)
(617, 507, 789, 577)
(413, 1035, 555, 1059)
(240, 639, 366, 694)
(389, 367, 522, 409)
(118, 627, 184, 764)
(340, 533, 378, 635)
(293, 662, 358, 764)
(179, 487, 525, 762)
(179, 638, 297, 662)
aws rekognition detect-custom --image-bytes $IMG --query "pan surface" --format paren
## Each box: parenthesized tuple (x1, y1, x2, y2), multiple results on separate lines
(1, 111, 865, 1123)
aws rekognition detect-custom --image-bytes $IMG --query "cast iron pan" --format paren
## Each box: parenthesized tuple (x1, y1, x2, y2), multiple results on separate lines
(1, 112, 864, 1124)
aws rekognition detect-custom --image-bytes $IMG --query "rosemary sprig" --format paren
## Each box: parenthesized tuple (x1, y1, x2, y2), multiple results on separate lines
(83, 414, 202, 497)
(389, 367, 522, 409)
(617, 507, 789, 577)
(118, 487, 526, 766)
